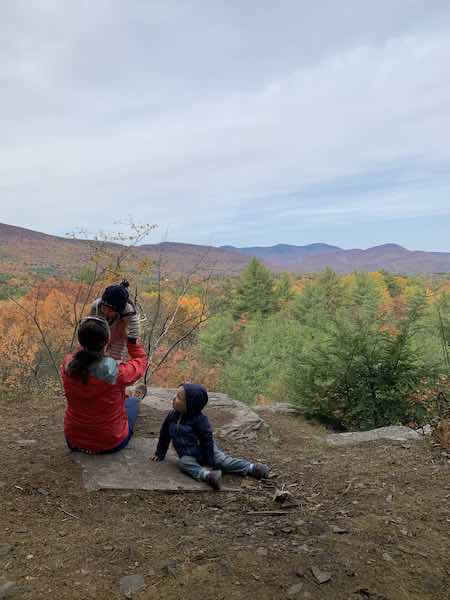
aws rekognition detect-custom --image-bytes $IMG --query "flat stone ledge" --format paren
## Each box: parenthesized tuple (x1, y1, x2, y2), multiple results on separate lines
(326, 425, 421, 447)
(71, 438, 208, 492)
(70, 437, 240, 492)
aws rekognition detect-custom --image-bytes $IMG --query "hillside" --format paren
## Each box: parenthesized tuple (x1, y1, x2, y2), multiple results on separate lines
(1, 222, 450, 277)
(0, 223, 96, 278)
(0, 223, 250, 279)
(139, 241, 250, 275)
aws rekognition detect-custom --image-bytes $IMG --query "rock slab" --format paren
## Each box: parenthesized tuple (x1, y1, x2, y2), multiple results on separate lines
(71, 438, 208, 492)
(142, 388, 264, 439)
(70, 437, 241, 492)
(326, 426, 420, 447)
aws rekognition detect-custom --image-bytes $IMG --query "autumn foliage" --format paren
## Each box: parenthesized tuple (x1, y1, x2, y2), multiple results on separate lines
(1, 251, 449, 432)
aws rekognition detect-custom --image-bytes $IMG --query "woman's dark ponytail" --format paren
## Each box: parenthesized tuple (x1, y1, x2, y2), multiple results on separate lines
(67, 349, 103, 384)
(66, 317, 110, 384)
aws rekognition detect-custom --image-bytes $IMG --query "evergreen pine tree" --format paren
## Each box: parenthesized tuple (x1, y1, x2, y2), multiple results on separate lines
(198, 312, 235, 367)
(275, 272, 294, 308)
(232, 258, 277, 318)
(292, 267, 344, 326)
(287, 274, 428, 430)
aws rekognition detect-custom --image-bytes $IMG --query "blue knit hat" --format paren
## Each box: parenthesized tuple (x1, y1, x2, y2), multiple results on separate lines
(101, 281, 129, 315)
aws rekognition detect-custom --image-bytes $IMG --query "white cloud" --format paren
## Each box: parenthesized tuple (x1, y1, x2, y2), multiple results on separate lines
(1, 1, 450, 249)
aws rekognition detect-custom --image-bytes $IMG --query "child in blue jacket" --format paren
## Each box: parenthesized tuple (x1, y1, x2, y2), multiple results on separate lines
(152, 383, 269, 489)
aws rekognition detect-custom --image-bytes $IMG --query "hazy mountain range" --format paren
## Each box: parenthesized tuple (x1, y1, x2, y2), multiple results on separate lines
(222, 242, 450, 273)
(1, 222, 450, 276)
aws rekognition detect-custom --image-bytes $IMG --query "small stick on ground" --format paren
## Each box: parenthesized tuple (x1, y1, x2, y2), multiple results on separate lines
(247, 510, 300, 516)
(342, 481, 353, 495)
(58, 507, 80, 520)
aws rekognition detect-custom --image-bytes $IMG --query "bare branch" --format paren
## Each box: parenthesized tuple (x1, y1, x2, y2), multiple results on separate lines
(150, 315, 209, 378)
(144, 270, 211, 383)
(69, 263, 100, 349)
(7, 295, 64, 393)
(146, 244, 164, 360)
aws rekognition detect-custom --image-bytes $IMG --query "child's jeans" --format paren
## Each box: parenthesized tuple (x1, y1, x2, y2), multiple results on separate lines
(67, 396, 140, 454)
(179, 443, 253, 481)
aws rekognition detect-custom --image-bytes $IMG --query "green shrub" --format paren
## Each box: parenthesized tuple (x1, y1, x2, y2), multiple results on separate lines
(287, 273, 431, 430)
(221, 314, 298, 404)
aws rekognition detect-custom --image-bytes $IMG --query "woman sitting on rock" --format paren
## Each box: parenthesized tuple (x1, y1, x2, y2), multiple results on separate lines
(62, 316, 147, 454)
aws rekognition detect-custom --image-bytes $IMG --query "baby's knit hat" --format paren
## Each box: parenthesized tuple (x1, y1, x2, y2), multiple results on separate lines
(101, 280, 130, 315)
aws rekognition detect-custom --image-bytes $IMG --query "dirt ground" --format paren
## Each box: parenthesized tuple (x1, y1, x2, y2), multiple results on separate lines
(1, 393, 449, 600)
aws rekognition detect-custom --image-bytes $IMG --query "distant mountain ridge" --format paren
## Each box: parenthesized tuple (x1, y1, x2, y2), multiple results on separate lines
(221, 243, 341, 270)
(0, 223, 248, 277)
(222, 242, 450, 273)
(1, 222, 450, 275)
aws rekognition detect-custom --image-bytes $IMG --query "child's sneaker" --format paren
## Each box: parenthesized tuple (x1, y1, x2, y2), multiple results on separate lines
(249, 463, 269, 480)
(206, 470, 222, 490)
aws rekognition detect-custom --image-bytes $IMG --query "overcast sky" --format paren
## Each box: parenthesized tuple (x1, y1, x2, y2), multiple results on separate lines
(1, 1, 450, 250)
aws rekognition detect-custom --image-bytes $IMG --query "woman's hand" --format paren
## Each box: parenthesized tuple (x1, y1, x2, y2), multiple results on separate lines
(126, 383, 147, 400)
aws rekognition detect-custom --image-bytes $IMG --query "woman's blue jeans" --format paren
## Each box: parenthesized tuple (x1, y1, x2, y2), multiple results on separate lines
(67, 396, 140, 454)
